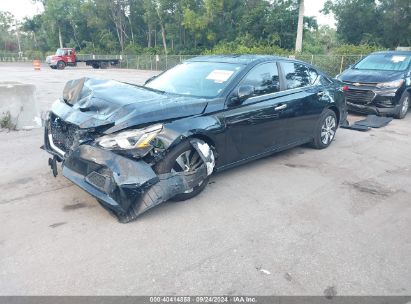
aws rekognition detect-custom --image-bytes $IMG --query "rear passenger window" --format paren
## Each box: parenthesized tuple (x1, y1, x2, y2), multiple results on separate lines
(282, 62, 311, 89)
(308, 68, 319, 85)
(241, 62, 280, 96)
(308, 68, 332, 86)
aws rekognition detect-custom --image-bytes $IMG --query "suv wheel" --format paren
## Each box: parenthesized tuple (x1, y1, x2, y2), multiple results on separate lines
(394, 92, 409, 119)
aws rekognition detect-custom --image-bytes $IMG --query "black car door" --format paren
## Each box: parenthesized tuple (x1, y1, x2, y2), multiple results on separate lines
(278, 61, 329, 144)
(221, 62, 291, 165)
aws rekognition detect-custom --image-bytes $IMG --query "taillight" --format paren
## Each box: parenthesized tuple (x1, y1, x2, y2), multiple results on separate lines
(342, 85, 349, 91)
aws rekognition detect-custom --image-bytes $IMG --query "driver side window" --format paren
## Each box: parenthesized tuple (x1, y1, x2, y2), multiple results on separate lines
(241, 62, 280, 96)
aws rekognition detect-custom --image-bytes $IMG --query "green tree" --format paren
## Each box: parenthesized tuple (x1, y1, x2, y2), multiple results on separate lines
(0, 11, 16, 51)
(322, 0, 410, 48)
(36, 0, 72, 48)
(379, 0, 411, 47)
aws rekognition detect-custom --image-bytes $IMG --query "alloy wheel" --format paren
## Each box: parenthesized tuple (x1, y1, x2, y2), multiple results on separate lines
(401, 96, 409, 116)
(321, 115, 336, 145)
(172, 148, 205, 193)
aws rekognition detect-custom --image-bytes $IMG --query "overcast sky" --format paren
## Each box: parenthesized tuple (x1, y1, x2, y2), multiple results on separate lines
(0, 0, 44, 21)
(0, 0, 336, 27)
(304, 0, 336, 27)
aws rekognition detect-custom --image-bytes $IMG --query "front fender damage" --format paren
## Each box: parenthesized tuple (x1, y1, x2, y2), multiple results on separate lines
(57, 138, 214, 223)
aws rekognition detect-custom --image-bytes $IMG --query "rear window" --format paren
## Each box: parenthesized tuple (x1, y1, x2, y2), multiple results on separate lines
(282, 62, 311, 89)
(354, 53, 411, 71)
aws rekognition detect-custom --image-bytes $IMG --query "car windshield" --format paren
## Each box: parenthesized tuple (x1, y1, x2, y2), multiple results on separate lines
(55, 49, 65, 56)
(145, 61, 245, 98)
(354, 53, 411, 71)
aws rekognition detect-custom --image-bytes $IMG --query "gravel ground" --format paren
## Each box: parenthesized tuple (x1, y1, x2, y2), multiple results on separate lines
(0, 63, 410, 296)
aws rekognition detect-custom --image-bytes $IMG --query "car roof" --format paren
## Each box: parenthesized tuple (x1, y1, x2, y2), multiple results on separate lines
(185, 54, 321, 67)
(184, 54, 330, 75)
(186, 54, 284, 65)
(370, 50, 411, 56)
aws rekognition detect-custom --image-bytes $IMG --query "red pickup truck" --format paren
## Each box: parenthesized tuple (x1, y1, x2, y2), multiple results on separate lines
(45, 48, 120, 70)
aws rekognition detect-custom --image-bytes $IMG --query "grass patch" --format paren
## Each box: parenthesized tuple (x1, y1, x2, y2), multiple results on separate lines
(0, 111, 16, 130)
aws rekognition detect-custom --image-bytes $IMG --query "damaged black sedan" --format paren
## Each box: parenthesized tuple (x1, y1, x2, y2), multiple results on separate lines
(43, 55, 347, 222)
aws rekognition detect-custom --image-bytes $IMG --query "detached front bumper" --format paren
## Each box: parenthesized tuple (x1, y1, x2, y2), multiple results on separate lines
(62, 145, 159, 216)
(43, 126, 210, 222)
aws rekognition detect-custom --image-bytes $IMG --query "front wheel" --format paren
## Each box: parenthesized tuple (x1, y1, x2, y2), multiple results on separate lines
(155, 140, 210, 201)
(56, 61, 65, 70)
(310, 109, 337, 149)
(394, 92, 409, 119)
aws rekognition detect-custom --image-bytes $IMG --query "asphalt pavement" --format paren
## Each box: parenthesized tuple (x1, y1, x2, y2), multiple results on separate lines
(0, 63, 410, 295)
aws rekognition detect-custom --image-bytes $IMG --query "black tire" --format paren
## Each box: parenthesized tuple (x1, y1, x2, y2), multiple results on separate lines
(57, 61, 65, 70)
(394, 92, 409, 119)
(100, 62, 109, 69)
(92, 63, 100, 69)
(154, 140, 209, 201)
(310, 109, 338, 149)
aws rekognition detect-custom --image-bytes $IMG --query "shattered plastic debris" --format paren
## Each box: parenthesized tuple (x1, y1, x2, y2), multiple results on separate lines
(259, 269, 271, 275)
(256, 266, 271, 275)
(190, 139, 215, 176)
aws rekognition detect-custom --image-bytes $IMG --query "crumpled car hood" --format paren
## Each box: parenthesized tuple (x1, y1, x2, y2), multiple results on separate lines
(51, 77, 208, 133)
(340, 69, 405, 83)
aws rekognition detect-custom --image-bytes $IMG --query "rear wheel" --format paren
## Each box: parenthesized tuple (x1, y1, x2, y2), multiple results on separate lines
(394, 92, 409, 119)
(92, 63, 100, 69)
(100, 62, 109, 69)
(310, 109, 337, 149)
(155, 140, 210, 201)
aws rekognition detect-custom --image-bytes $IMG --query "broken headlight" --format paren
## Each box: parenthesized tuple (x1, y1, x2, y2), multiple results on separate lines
(376, 79, 404, 89)
(97, 124, 163, 150)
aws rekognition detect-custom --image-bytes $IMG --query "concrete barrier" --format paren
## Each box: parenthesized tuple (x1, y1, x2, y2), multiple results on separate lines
(0, 82, 41, 130)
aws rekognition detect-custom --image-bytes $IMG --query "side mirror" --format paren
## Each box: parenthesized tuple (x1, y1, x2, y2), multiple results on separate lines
(144, 75, 157, 85)
(238, 85, 255, 100)
(228, 85, 255, 107)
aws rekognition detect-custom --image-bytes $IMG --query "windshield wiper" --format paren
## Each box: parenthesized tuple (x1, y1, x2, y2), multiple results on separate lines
(122, 81, 166, 94)
(143, 86, 166, 94)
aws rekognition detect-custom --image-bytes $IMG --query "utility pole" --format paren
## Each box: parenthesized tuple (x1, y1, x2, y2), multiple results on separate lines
(58, 26, 63, 48)
(295, 0, 304, 53)
(15, 21, 22, 57)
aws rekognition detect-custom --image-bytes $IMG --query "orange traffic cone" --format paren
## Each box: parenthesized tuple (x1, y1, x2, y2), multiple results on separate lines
(33, 60, 41, 71)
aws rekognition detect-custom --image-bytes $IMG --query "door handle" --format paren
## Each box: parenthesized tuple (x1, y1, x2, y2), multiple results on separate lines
(274, 104, 287, 111)
(317, 91, 324, 97)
